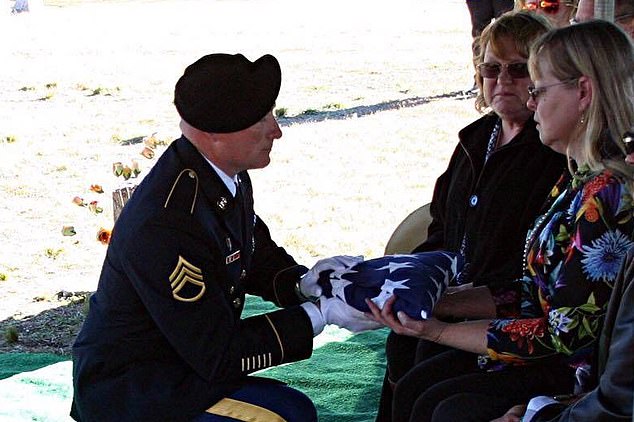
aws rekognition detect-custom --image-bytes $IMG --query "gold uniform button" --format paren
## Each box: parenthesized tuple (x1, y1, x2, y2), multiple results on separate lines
(229, 285, 235, 295)
(240, 270, 247, 280)
(232, 297, 242, 308)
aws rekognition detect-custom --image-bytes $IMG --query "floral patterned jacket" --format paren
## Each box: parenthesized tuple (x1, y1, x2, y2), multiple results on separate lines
(483, 168, 634, 370)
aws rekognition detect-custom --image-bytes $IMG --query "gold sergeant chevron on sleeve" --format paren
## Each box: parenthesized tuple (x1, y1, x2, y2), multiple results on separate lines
(169, 255, 206, 302)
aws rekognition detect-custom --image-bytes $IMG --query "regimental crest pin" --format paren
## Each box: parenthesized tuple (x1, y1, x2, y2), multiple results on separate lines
(169, 255, 206, 302)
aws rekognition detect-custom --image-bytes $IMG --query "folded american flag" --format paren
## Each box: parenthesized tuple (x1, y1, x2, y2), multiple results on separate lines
(317, 252, 464, 320)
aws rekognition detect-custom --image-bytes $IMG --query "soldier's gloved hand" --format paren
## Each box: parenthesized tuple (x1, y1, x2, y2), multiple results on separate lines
(299, 255, 364, 301)
(319, 296, 382, 333)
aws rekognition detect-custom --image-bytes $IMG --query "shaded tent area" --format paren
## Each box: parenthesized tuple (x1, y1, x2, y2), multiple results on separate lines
(0, 0, 625, 420)
(0, 295, 390, 421)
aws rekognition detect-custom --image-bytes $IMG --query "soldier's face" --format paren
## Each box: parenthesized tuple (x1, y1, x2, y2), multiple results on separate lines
(213, 111, 283, 175)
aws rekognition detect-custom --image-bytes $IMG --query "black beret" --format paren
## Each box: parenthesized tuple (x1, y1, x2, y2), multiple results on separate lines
(174, 53, 281, 133)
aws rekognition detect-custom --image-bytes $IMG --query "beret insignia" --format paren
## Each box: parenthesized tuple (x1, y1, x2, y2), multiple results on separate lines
(169, 255, 206, 302)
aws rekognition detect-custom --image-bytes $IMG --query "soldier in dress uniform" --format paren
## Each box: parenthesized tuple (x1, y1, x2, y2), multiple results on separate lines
(70, 53, 376, 422)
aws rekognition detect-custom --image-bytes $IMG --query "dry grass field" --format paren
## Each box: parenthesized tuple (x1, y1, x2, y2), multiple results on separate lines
(0, 0, 480, 343)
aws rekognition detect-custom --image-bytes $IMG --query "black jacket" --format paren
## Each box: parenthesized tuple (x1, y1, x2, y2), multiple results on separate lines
(71, 137, 312, 421)
(415, 113, 567, 286)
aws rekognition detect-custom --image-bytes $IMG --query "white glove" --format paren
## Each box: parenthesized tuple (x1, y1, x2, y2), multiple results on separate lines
(319, 296, 382, 333)
(299, 255, 364, 300)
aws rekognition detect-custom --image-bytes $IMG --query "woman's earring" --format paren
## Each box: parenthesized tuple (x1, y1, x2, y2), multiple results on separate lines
(623, 130, 634, 155)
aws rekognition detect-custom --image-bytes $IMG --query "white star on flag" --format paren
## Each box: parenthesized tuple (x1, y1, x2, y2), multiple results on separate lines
(373, 277, 410, 308)
(376, 261, 415, 273)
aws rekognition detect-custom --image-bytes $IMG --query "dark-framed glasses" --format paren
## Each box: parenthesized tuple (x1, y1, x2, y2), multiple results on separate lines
(477, 62, 530, 79)
(527, 79, 578, 101)
(523, 0, 560, 14)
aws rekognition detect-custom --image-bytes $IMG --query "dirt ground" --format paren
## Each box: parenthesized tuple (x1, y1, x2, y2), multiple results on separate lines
(0, 0, 480, 353)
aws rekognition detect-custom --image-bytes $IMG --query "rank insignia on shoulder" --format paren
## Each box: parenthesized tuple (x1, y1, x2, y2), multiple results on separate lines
(226, 250, 240, 265)
(169, 255, 206, 302)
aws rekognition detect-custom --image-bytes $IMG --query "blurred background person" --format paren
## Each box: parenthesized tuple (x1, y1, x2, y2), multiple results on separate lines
(575, 0, 634, 37)
(516, 0, 580, 27)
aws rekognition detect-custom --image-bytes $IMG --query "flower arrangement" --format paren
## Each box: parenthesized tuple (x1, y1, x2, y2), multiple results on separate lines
(61, 133, 162, 245)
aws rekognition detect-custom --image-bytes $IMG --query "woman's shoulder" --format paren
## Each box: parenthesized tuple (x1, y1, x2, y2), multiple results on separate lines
(572, 167, 634, 219)
(458, 113, 498, 140)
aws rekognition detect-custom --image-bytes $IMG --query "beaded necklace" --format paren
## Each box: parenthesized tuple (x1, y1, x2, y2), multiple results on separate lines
(521, 165, 590, 272)
(484, 118, 501, 164)
(457, 118, 502, 282)
(521, 194, 561, 272)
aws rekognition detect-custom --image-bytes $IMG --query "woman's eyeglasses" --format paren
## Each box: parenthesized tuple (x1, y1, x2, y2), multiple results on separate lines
(477, 62, 530, 79)
(523, 0, 560, 14)
(527, 79, 578, 101)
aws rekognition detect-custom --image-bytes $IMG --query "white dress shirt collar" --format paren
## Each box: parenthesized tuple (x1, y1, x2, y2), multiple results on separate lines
(201, 155, 238, 197)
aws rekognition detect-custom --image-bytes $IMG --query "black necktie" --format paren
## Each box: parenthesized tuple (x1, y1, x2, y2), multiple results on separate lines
(234, 182, 247, 247)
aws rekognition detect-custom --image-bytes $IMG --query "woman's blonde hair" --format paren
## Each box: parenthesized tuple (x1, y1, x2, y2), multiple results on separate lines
(474, 11, 552, 113)
(528, 20, 634, 177)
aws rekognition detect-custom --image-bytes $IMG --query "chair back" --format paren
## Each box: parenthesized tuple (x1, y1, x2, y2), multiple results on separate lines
(384, 203, 432, 255)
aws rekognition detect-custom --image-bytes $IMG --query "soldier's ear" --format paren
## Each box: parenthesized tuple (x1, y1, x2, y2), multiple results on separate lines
(201, 130, 223, 147)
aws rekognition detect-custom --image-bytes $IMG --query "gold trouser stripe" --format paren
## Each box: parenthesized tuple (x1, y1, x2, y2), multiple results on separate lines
(205, 397, 287, 422)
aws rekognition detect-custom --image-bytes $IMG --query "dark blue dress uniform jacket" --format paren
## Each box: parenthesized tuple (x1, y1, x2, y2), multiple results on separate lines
(71, 136, 313, 422)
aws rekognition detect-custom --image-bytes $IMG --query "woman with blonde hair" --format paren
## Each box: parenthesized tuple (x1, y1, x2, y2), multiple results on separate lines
(527, 19, 634, 175)
(369, 19, 634, 422)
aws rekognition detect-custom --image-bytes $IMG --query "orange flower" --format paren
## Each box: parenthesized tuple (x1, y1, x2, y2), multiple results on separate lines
(140, 146, 155, 159)
(501, 319, 545, 354)
(90, 184, 104, 194)
(144, 134, 158, 149)
(97, 228, 111, 245)
(584, 204, 599, 223)
(581, 172, 611, 203)
(121, 166, 132, 180)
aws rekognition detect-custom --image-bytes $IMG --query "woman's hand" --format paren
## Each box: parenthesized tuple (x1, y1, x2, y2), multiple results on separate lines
(366, 295, 491, 354)
(365, 296, 446, 341)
